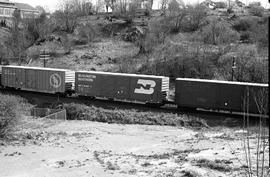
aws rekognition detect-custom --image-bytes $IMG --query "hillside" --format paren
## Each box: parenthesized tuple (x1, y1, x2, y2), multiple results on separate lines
(0, 1, 269, 83)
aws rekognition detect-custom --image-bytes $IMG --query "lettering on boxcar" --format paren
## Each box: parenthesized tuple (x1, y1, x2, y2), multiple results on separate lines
(134, 79, 156, 94)
(50, 73, 61, 88)
(78, 74, 96, 82)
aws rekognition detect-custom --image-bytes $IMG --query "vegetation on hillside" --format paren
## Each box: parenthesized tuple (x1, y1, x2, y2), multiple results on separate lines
(0, 0, 268, 83)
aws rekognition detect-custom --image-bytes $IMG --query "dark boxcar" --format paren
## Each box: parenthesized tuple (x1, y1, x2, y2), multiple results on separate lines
(0, 66, 2, 87)
(75, 71, 169, 104)
(175, 78, 268, 114)
(1, 66, 75, 94)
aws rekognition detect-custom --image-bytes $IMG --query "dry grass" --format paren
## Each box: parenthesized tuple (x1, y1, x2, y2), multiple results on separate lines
(63, 103, 208, 128)
(194, 158, 233, 172)
(26, 38, 139, 72)
(0, 94, 32, 138)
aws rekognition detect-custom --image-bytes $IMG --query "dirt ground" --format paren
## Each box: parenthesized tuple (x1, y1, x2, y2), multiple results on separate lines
(0, 116, 269, 177)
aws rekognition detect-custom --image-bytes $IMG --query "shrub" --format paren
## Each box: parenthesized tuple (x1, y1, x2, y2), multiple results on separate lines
(138, 42, 220, 79)
(233, 17, 257, 32)
(233, 16, 268, 47)
(63, 103, 208, 128)
(200, 20, 240, 45)
(118, 58, 138, 73)
(27, 46, 41, 60)
(77, 23, 96, 44)
(214, 1, 227, 9)
(0, 94, 29, 138)
(248, 4, 264, 17)
(218, 44, 268, 83)
(182, 4, 207, 32)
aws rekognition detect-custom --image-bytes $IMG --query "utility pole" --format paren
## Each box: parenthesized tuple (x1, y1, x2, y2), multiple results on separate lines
(40, 49, 50, 68)
(43, 50, 46, 67)
(231, 56, 236, 81)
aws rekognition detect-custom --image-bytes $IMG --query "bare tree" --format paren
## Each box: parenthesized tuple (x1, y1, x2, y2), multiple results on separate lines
(105, 0, 116, 12)
(242, 86, 269, 177)
(56, 0, 78, 33)
(160, 0, 169, 15)
(5, 9, 30, 64)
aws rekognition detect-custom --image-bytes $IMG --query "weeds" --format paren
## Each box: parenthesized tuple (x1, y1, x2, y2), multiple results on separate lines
(0, 94, 31, 138)
(63, 103, 208, 128)
(194, 158, 232, 172)
(241, 87, 269, 177)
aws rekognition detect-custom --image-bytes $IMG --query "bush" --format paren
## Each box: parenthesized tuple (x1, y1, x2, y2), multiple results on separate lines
(218, 44, 268, 83)
(0, 94, 29, 138)
(182, 4, 207, 32)
(63, 103, 208, 128)
(200, 20, 240, 45)
(215, 1, 227, 9)
(248, 4, 264, 17)
(233, 16, 268, 47)
(77, 23, 96, 44)
(138, 42, 220, 79)
(233, 17, 257, 32)
(27, 46, 41, 60)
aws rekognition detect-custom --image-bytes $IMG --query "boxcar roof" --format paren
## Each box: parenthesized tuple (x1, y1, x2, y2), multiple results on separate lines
(3, 65, 70, 72)
(176, 78, 268, 87)
(77, 71, 168, 79)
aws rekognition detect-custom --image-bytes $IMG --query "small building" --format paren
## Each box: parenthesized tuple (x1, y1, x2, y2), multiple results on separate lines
(14, 2, 39, 19)
(0, 0, 16, 18)
(0, 0, 39, 19)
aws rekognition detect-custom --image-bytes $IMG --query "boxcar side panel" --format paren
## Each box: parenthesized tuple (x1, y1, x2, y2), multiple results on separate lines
(76, 72, 102, 96)
(2, 67, 16, 88)
(25, 69, 37, 90)
(100, 75, 116, 98)
(46, 70, 65, 93)
(176, 78, 268, 114)
(113, 76, 131, 100)
(247, 85, 268, 114)
(130, 77, 162, 103)
(175, 80, 219, 109)
(216, 83, 244, 111)
(2, 66, 67, 93)
(76, 72, 165, 103)
(15, 68, 25, 88)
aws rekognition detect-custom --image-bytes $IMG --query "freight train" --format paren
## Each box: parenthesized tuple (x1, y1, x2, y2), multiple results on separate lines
(0, 65, 268, 114)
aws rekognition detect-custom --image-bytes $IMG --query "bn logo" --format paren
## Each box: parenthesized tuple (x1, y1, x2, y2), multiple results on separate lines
(134, 79, 156, 95)
(50, 73, 62, 88)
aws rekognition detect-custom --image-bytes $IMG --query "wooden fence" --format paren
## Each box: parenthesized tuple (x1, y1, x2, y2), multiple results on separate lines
(31, 108, 66, 120)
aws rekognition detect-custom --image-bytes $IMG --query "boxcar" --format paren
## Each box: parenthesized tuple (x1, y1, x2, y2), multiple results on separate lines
(75, 71, 169, 104)
(1, 66, 75, 94)
(175, 78, 268, 114)
(0, 65, 2, 87)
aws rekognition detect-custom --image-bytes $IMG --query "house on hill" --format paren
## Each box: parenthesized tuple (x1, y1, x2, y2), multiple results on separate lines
(14, 2, 39, 19)
(0, 0, 39, 27)
(0, 0, 16, 18)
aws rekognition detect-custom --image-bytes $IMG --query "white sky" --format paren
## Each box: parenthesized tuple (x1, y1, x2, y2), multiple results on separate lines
(12, 0, 270, 12)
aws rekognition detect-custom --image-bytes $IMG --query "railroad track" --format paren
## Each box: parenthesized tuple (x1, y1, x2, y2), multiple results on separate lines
(1, 88, 268, 127)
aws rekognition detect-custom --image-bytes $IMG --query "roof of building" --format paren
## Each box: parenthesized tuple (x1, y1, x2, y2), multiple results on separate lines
(0, 0, 14, 6)
(14, 2, 38, 12)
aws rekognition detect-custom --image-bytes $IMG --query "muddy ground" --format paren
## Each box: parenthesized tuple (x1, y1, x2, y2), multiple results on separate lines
(0, 116, 269, 177)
